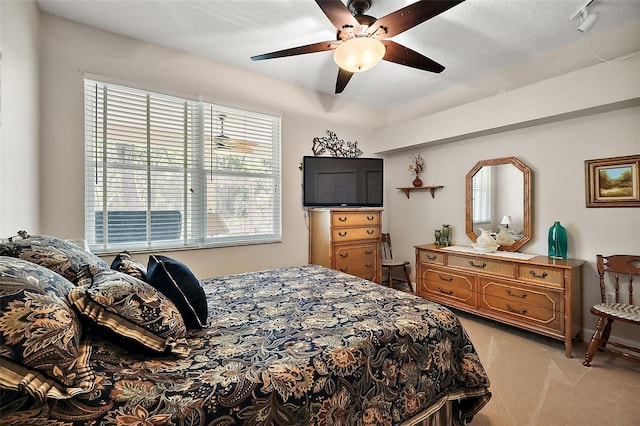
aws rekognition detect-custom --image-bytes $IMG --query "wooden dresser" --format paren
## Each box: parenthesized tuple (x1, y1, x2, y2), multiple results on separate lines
(415, 244, 585, 357)
(308, 208, 382, 283)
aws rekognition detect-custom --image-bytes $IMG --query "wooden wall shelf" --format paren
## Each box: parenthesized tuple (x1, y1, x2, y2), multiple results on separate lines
(397, 185, 444, 199)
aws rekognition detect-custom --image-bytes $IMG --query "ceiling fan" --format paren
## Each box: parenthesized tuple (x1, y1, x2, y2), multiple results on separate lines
(205, 112, 256, 181)
(206, 111, 255, 153)
(251, 0, 465, 94)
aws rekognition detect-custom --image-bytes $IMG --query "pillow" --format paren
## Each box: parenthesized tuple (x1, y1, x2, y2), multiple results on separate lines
(0, 232, 108, 284)
(110, 250, 147, 282)
(68, 268, 190, 357)
(147, 254, 207, 329)
(0, 256, 95, 401)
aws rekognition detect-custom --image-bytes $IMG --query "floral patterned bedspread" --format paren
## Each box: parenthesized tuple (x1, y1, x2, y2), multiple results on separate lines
(1, 265, 490, 425)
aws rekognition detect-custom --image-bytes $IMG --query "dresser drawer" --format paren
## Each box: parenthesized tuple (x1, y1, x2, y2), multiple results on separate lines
(479, 279, 563, 333)
(334, 244, 378, 281)
(448, 254, 514, 277)
(331, 211, 380, 227)
(332, 227, 379, 242)
(337, 263, 377, 281)
(517, 265, 564, 288)
(334, 244, 377, 266)
(419, 268, 475, 308)
(480, 279, 562, 311)
(417, 249, 445, 265)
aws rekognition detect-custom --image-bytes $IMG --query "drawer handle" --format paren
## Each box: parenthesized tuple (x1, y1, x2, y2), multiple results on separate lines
(506, 289, 528, 299)
(364, 250, 372, 255)
(367, 215, 374, 221)
(338, 231, 347, 237)
(426, 254, 437, 260)
(529, 270, 548, 279)
(340, 267, 348, 272)
(338, 216, 348, 222)
(469, 261, 487, 269)
(365, 263, 373, 267)
(339, 253, 349, 258)
(438, 274, 454, 282)
(506, 304, 528, 315)
(438, 287, 454, 295)
(366, 229, 375, 235)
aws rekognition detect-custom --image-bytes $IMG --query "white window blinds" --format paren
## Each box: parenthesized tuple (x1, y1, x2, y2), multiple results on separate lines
(84, 79, 281, 253)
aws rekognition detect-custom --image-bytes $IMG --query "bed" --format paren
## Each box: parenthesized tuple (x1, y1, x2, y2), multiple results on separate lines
(0, 234, 490, 425)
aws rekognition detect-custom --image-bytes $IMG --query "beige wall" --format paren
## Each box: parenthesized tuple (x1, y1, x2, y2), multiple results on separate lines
(0, 0, 40, 236)
(372, 55, 640, 153)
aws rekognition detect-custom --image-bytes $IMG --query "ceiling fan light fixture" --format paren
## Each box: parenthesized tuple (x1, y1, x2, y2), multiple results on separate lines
(333, 37, 385, 73)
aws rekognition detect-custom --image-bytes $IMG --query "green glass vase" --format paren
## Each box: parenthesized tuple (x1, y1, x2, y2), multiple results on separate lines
(441, 224, 451, 246)
(548, 221, 567, 259)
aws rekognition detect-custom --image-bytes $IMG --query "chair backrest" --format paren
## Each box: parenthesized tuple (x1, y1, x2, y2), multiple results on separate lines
(381, 233, 394, 261)
(596, 254, 640, 305)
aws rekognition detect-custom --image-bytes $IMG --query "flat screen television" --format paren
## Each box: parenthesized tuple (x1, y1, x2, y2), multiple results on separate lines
(302, 156, 383, 207)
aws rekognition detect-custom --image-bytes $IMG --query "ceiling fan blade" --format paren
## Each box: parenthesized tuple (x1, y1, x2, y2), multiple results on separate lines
(335, 68, 354, 94)
(251, 40, 340, 61)
(369, 0, 465, 39)
(381, 40, 444, 73)
(315, 0, 361, 34)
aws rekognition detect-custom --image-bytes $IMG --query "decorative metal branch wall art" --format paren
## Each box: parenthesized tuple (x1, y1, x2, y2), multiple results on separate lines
(312, 130, 363, 158)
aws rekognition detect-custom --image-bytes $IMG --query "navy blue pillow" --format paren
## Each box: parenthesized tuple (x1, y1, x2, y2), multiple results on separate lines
(146, 254, 207, 329)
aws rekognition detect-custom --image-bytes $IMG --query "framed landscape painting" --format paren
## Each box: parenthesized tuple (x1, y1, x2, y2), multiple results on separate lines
(585, 155, 640, 207)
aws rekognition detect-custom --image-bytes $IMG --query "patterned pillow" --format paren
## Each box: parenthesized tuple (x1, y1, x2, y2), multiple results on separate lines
(110, 251, 147, 282)
(68, 268, 190, 357)
(0, 232, 108, 284)
(0, 256, 95, 401)
(147, 254, 208, 329)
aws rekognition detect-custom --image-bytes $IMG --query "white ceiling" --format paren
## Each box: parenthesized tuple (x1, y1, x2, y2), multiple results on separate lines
(36, 0, 640, 110)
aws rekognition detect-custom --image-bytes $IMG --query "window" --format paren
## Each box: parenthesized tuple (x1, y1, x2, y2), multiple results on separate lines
(472, 165, 492, 224)
(84, 79, 281, 253)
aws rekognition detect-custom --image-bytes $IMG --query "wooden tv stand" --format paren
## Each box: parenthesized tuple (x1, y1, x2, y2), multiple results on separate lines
(415, 244, 584, 357)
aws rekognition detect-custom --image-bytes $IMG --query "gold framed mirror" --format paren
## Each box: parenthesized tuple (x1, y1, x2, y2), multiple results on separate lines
(465, 157, 532, 252)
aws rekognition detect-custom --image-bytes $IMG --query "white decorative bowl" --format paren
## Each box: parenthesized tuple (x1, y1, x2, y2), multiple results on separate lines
(472, 243, 500, 253)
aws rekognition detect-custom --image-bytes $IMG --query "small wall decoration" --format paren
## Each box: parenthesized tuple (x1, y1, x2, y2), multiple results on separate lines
(408, 153, 425, 187)
(312, 130, 363, 158)
(585, 154, 640, 207)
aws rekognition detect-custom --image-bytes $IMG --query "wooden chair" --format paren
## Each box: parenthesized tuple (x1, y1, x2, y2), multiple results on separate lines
(381, 233, 412, 291)
(583, 254, 640, 366)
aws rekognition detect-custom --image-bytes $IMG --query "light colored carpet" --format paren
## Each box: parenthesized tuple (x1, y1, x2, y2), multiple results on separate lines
(455, 311, 640, 426)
